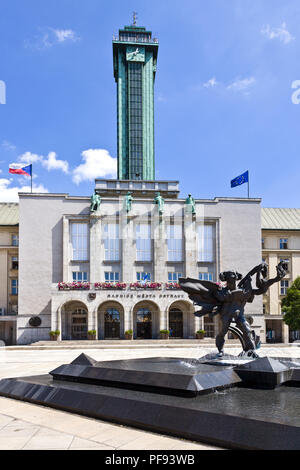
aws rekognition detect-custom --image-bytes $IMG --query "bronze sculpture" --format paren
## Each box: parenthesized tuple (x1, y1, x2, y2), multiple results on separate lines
(179, 261, 288, 357)
(185, 194, 196, 215)
(124, 191, 133, 213)
(153, 192, 164, 215)
(90, 192, 101, 213)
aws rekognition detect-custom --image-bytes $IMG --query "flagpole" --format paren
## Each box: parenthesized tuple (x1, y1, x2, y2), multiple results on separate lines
(31, 165, 32, 193)
(248, 171, 250, 198)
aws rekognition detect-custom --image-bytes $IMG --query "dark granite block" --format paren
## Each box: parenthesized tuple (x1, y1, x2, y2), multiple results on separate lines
(50, 356, 242, 396)
(0, 374, 299, 450)
(234, 357, 293, 388)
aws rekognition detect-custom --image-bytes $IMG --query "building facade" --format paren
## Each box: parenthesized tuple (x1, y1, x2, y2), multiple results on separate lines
(14, 20, 265, 345)
(0, 203, 19, 345)
(16, 184, 263, 345)
(262, 208, 300, 343)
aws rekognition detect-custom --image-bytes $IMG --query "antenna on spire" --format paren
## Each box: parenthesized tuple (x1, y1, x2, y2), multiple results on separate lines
(132, 11, 137, 26)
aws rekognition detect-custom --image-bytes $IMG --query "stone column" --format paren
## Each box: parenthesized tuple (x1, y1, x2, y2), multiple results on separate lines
(62, 216, 69, 281)
(89, 213, 102, 283)
(121, 212, 135, 283)
(153, 212, 168, 283)
(282, 322, 289, 344)
(184, 213, 198, 278)
(269, 253, 279, 315)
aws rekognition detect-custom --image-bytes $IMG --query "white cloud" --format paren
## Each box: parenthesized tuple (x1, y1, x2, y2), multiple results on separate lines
(203, 77, 219, 88)
(41, 152, 69, 174)
(18, 151, 42, 164)
(25, 27, 80, 50)
(17, 151, 69, 173)
(72, 149, 117, 184)
(0, 178, 48, 202)
(261, 22, 294, 44)
(53, 29, 78, 43)
(227, 77, 256, 93)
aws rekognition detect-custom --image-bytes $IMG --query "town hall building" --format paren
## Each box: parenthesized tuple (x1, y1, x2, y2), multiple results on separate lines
(16, 20, 264, 345)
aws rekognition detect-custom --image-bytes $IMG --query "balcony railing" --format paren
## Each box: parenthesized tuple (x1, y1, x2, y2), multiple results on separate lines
(113, 35, 158, 44)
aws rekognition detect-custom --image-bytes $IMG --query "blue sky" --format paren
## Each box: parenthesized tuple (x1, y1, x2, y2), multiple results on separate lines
(0, 0, 300, 206)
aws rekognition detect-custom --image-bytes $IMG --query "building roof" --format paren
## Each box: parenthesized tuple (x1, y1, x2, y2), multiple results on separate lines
(0, 203, 19, 226)
(262, 208, 300, 230)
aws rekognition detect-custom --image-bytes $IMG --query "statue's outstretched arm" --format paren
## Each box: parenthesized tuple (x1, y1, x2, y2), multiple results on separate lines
(252, 262, 287, 295)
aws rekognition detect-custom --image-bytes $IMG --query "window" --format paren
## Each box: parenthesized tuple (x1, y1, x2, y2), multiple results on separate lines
(198, 225, 214, 262)
(199, 272, 214, 281)
(280, 238, 288, 250)
(280, 280, 289, 296)
(105, 272, 120, 282)
(167, 225, 183, 262)
(128, 62, 143, 179)
(72, 272, 88, 282)
(104, 224, 120, 261)
(136, 224, 151, 261)
(11, 256, 18, 270)
(71, 223, 88, 261)
(11, 279, 18, 295)
(12, 234, 19, 246)
(168, 272, 182, 283)
(136, 272, 151, 282)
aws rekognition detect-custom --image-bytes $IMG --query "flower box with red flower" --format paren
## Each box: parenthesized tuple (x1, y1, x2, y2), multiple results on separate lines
(165, 282, 181, 290)
(58, 282, 90, 291)
(94, 282, 126, 290)
(130, 282, 162, 290)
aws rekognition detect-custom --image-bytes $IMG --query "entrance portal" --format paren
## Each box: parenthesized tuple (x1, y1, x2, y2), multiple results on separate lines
(104, 308, 120, 339)
(136, 308, 152, 339)
(169, 308, 183, 338)
(61, 302, 88, 340)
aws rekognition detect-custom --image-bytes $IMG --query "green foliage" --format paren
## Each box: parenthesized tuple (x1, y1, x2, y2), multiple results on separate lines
(49, 330, 60, 337)
(88, 330, 96, 335)
(160, 329, 170, 335)
(282, 277, 300, 331)
(196, 330, 206, 335)
(125, 330, 133, 335)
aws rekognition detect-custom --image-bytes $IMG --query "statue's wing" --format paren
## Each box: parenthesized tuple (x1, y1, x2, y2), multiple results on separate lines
(179, 277, 221, 305)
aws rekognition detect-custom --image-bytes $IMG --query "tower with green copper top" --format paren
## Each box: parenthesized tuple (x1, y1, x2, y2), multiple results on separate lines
(113, 16, 158, 180)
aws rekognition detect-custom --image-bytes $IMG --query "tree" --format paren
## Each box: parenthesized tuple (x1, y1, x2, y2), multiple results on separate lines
(282, 277, 300, 331)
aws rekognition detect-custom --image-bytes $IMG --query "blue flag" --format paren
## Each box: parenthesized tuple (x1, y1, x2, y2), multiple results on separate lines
(231, 170, 248, 188)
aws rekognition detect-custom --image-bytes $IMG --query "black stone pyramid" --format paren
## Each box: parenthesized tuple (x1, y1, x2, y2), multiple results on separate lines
(235, 357, 289, 373)
(234, 356, 293, 388)
(71, 353, 98, 366)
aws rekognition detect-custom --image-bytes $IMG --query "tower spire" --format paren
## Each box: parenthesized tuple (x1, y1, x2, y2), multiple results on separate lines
(132, 11, 137, 26)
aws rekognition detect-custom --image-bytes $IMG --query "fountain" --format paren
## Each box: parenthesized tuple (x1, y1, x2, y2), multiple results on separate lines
(0, 261, 299, 449)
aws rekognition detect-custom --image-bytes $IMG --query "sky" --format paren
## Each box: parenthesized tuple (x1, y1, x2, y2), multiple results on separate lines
(0, 0, 300, 207)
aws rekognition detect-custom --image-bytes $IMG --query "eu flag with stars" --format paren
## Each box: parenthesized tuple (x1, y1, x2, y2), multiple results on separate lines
(231, 171, 249, 188)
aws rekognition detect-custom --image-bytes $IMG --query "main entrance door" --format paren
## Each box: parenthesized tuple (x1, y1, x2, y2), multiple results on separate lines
(136, 308, 152, 339)
(71, 308, 87, 340)
(104, 308, 120, 339)
(169, 308, 183, 338)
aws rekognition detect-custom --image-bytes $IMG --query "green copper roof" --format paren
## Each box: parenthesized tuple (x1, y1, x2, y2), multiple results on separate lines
(261, 208, 300, 230)
(0, 203, 19, 226)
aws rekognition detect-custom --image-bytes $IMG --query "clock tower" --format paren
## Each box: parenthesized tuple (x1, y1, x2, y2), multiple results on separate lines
(113, 18, 159, 180)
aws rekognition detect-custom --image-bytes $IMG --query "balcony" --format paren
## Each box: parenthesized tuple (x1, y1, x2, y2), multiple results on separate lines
(113, 35, 158, 44)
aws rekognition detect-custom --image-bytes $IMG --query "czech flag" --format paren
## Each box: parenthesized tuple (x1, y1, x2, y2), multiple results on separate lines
(9, 164, 32, 176)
